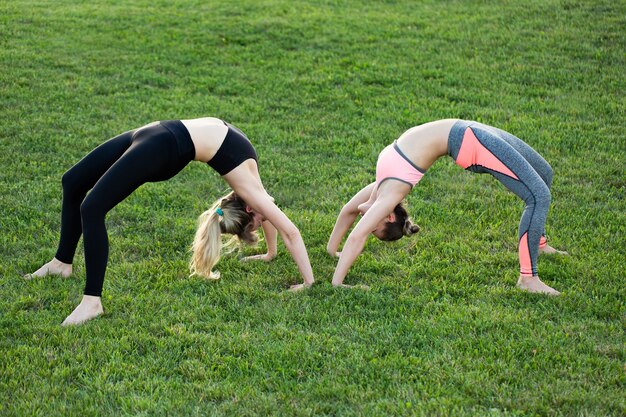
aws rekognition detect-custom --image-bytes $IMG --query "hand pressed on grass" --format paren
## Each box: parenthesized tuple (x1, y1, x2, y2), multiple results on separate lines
(335, 283, 370, 291)
(240, 253, 277, 262)
(288, 283, 312, 292)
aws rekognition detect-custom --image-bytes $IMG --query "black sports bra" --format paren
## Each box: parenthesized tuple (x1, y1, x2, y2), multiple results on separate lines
(208, 121, 258, 176)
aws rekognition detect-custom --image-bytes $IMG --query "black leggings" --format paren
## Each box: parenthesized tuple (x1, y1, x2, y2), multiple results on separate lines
(55, 121, 195, 296)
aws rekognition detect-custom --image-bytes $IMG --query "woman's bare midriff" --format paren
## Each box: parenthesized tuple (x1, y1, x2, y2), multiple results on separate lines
(396, 119, 459, 170)
(180, 117, 228, 162)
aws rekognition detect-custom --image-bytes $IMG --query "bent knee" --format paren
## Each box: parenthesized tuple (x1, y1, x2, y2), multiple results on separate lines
(61, 168, 83, 191)
(544, 165, 554, 188)
(535, 186, 551, 207)
(80, 195, 105, 220)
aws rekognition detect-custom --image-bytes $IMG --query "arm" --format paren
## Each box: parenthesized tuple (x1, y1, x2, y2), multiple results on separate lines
(241, 220, 278, 262)
(234, 184, 315, 286)
(260, 220, 278, 258)
(331, 186, 406, 286)
(327, 182, 376, 257)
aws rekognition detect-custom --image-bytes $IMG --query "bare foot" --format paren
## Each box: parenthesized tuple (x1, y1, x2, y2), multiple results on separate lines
(517, 275, 560, 295)
(539, 244, 568, 255)
(24, 258, 72, 279)
(61, 295, 104, 326)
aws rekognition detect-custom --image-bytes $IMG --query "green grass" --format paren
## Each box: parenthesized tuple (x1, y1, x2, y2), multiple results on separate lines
(1, 0, 624, 415)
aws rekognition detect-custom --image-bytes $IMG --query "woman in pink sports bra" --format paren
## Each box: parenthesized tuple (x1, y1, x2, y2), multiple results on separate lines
(327, 119, 567, 294)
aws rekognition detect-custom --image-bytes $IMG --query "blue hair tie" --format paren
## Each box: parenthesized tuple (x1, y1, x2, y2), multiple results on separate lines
(216, 207, 224, 216)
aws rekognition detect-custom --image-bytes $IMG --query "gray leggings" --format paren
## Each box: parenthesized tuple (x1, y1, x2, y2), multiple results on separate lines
(448, 120, 553, 276)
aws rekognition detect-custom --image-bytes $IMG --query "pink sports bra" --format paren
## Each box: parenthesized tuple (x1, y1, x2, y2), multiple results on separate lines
(375, 141, 425, 188)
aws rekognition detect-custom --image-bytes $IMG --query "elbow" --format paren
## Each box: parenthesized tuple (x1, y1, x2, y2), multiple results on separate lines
(281, 223, 302, 244)
(345, 232, 367, 249)
(339, 204, 355, 218)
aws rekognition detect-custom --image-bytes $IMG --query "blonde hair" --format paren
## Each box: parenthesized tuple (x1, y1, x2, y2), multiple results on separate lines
(189, 191, 259, 279)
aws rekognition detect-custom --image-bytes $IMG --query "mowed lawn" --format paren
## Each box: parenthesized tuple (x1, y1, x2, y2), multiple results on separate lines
(1, 0, 624, 415)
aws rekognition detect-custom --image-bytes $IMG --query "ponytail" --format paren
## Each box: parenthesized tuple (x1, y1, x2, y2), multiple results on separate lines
(402, 220, 420, 237)
(190, 201, 223, 279)
(189, 191, 258, 279)
(379, 202, 420, 242)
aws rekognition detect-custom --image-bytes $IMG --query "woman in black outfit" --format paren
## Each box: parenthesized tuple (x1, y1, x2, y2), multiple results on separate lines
(27, 117, 315, 325)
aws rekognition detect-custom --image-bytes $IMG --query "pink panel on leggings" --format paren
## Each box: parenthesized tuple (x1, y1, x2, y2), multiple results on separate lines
(456, 128, 519, 180)
(539, 235, 547, 248)
(519, 232, 533, 276)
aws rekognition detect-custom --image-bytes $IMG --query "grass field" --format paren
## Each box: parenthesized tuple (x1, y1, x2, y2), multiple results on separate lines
(1, 0, 624, 415)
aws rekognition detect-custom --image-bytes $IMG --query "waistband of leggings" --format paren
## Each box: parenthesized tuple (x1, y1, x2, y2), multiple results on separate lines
(447, 119, 474, 160)
(159, 120, 195, 161)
